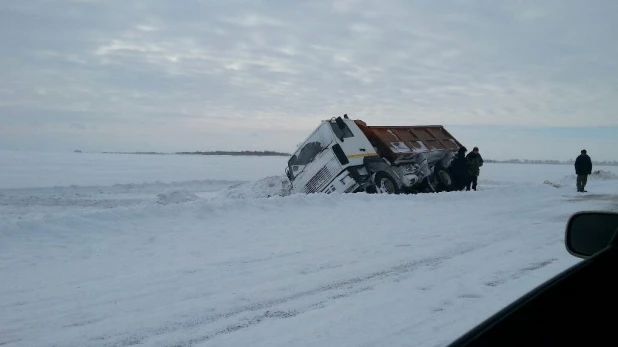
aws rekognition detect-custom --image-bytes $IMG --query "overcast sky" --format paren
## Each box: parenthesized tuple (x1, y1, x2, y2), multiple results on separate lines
(1, 0, 617, 160)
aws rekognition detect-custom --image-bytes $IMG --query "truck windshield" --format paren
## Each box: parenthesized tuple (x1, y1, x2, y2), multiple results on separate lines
(287, 124, 334, 179)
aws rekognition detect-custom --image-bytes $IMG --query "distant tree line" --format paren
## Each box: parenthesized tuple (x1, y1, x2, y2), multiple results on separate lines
(101, 151, 168, 155)
(176, 150, 290, 157)
(485, 159, 618, 166)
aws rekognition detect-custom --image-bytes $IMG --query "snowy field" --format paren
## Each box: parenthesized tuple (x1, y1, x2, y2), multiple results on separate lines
(1, 150, 618, 347)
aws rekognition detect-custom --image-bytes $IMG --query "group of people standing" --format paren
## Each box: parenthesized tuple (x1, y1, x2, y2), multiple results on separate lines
(448, 147, 594, 193)
(450, 146, 484, 191)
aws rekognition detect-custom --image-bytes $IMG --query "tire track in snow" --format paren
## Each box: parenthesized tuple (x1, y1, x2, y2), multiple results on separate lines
(484, 258, 558, 287)
(95, 244, 483, 347)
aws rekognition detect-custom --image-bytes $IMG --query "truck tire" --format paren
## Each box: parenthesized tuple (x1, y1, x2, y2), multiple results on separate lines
(435, 167, 454, 192)
(374, 172, 400, 194)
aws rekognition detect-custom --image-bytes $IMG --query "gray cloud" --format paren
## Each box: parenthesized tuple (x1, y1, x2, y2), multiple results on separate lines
(1, 0, 617, 158)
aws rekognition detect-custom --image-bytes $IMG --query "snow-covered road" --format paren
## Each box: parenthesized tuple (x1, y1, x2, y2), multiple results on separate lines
(1, 152, 617, 347)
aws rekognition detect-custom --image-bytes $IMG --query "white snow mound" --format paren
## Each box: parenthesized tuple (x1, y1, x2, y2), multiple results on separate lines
(554, 169, 618, 187)
(543, 180, 561, 188)
(220, 175, 292, 199)
(156, 189, 199, 205)
(589, 170, 618, 180)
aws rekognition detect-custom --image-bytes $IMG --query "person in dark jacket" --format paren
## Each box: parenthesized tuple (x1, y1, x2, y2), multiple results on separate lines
(466, 146, 484, 191)
(451, 146, 469, 190)
(574, 149, 592, 192)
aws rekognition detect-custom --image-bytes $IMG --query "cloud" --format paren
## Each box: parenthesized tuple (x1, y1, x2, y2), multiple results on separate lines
(0, 0, 617, 159)
(223, 14, 285, 28)
(70, 122, 87, 130)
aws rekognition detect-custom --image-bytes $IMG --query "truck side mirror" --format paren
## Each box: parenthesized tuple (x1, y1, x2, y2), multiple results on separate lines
(565, 211, 618, 259)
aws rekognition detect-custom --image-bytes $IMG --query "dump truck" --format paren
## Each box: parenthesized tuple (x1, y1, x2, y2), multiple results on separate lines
(285, 115, 465, 194)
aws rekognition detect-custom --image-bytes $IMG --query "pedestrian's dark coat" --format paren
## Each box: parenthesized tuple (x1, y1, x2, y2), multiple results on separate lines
(466, 152, 484, 177)
(451, 149, 469, 181)
(575, 154, 592, 175)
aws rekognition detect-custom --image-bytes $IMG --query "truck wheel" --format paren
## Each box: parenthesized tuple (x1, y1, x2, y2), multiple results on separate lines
(374, 172, 400, 194)
(435, 168, 454, 192)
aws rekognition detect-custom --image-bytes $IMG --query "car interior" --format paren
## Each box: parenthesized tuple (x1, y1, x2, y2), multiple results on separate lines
(447, 211, 618, 346)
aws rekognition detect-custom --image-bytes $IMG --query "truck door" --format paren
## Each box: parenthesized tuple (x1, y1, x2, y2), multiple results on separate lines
(329, 118, 376, 166)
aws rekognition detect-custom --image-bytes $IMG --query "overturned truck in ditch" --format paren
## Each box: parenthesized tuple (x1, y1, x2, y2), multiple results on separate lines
(285, 115, 465, 195)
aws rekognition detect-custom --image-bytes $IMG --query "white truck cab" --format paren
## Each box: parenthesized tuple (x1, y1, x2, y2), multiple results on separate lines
(286, 117, 375, 194)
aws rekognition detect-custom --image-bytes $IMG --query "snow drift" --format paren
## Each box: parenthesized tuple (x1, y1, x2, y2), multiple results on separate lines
(218, 175, 292, 199)
(589, 169, 618, 180)
(157, 189, 200, 205)
(544, 169, 618, 188)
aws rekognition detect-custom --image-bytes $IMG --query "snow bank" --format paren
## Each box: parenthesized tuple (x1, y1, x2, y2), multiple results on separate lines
(543, 180, 562, 188)
(590, 169, 618, 180)
(0, 180, 241, 215)
(563, 169, 618, 182)
(0, 179, 242, 197)
(550, 169, 618, 188)
(0, 150, 287, 189)
(156, 189, 199, 205)
(218, 175, 292, 199)
(481, 163, 617, 186)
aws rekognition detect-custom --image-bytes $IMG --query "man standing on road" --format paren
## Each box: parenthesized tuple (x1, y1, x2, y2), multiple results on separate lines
(575, 149, 592, 192)
(466, 147, 484, 191)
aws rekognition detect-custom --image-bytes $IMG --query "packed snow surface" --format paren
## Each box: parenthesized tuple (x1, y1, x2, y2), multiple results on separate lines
(156, 189, 200, 205)
(1, 150, 617, 347)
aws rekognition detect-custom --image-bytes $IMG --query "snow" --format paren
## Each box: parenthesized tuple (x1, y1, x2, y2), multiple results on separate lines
(583, 169, 618, 181)
(1, 151, 617, 347)
(543, 169, 618, 188)
(156, 189, 200, 205)
(0, 150, 288, 189)
(220, 176, 292, 199)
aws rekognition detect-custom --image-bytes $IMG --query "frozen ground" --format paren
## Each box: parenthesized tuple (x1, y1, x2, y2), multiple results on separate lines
(1, 151, 617, 347)
(0, 151, 288, 189)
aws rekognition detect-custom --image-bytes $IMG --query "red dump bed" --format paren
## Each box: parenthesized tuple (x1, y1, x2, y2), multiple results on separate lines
(355, 120, 463, 163)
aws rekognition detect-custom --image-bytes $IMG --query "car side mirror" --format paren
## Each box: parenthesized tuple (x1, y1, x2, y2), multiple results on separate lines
(565, 211, 618, 259)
